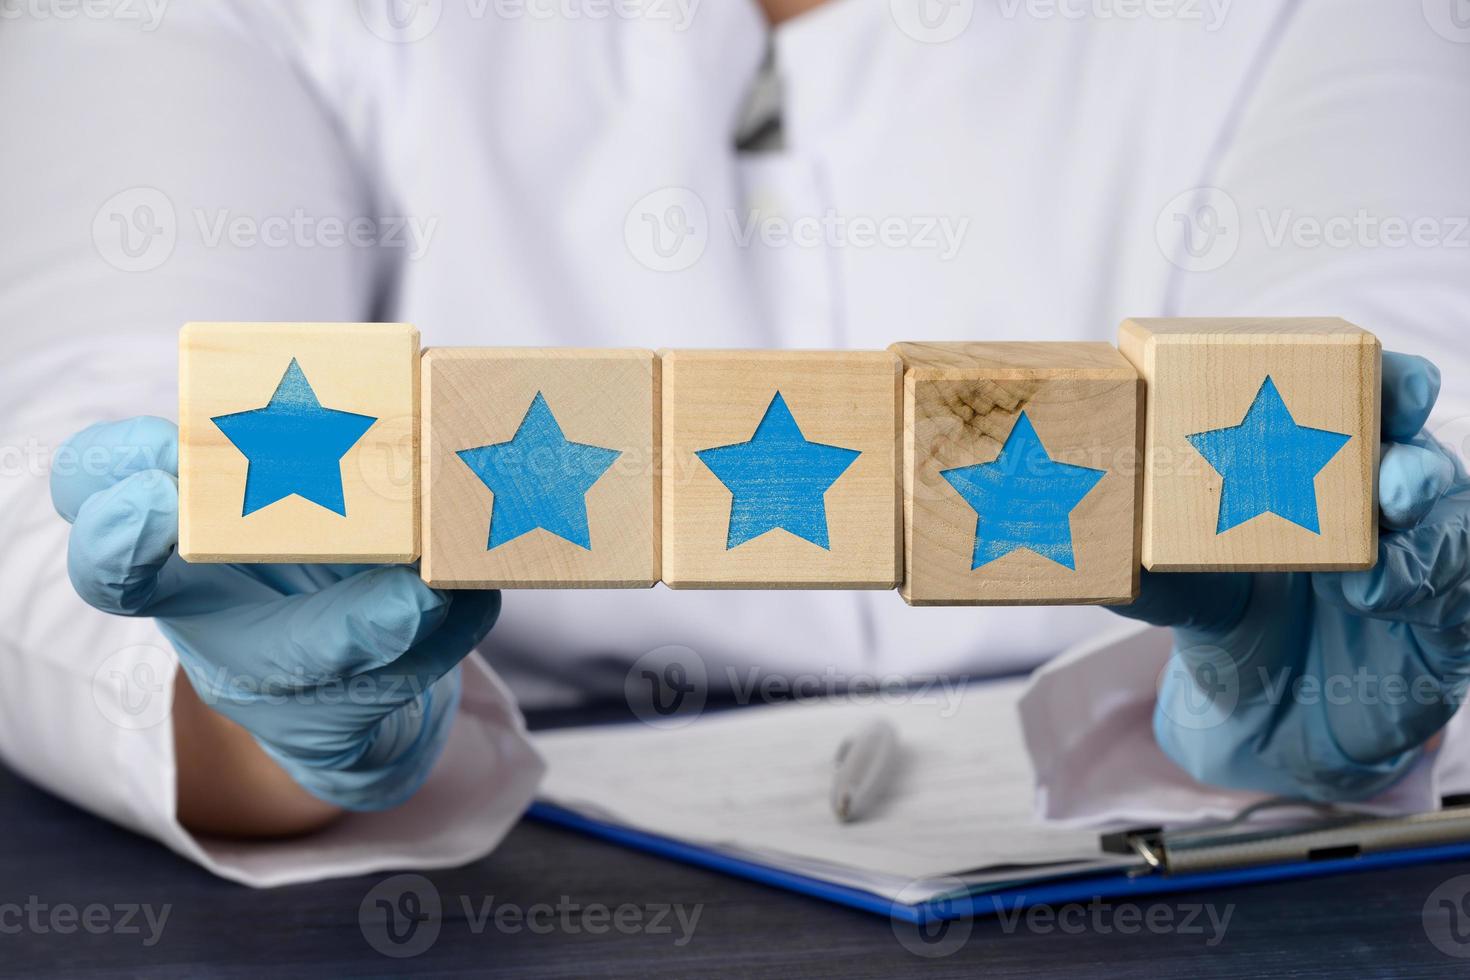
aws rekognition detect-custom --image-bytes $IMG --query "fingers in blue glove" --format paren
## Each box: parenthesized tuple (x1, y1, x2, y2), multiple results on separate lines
(236, 589, 496, 800)
(359, 588, 502, 699)
(1382, 351, 1442, 442)
(67, 468, 179, 615)
(52, 416, 178, 523)
(1109, 569, 1252, 637)
(165, 566, 455, 692)
(1379, 441, 1456, 530)
(335, 591, 500, 796)
(1314, 511, 1470, 620)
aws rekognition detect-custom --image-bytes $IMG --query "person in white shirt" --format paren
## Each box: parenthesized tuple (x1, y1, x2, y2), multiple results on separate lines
(1, 0, 1468, 886)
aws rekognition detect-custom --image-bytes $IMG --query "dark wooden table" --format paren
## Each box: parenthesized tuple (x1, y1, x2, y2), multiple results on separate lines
(4, 735, 1470, 978)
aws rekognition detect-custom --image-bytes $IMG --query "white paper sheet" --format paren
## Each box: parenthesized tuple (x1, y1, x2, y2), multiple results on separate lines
(533, 678, 1136, 903)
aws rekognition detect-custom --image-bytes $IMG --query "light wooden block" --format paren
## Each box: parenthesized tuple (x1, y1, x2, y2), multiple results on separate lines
(892, 342, 1142, 606)
(420, 349, 659, 589)
(661, 350, 901, 589)
(1119, 318, 1380, 572)
(179, 322, 419, 563)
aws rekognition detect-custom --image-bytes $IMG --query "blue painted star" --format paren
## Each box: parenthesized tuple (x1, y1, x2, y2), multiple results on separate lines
(941, 412, 1106, 571)
(1187, 376, 1351, 535)
(457, 392, 621, 551)
(696, 392, 861, 550)
(211, 358, 377, 517)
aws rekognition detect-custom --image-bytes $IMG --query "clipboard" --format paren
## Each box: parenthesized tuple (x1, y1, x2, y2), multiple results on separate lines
(528, 800, 1470, 924)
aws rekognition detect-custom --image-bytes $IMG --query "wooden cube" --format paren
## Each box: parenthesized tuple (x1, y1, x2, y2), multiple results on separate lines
(179, 322, 419, 563)
(1119, 318, 1380, 572)
(420, 349, 659, 588)
(661, 350, 901, 589)
(892, 342, 1142, 606)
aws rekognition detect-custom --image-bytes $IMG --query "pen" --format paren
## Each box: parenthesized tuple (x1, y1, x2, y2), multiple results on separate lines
(830, 719, 899, 824)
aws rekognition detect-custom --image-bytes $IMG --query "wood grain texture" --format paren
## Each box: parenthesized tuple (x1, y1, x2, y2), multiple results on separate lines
(420, 348, 659, 589)
(1119, 318, 1381, 572)
(661, 350, 901, 589)
(892, 342, 1142, 606)
(178, 322, 419, 563)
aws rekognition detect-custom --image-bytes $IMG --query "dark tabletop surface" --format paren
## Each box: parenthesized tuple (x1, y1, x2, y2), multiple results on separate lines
(5, 708, 1470, 979)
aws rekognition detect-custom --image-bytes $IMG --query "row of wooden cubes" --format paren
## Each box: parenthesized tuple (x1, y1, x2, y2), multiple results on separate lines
(178, 319, 1381, 605)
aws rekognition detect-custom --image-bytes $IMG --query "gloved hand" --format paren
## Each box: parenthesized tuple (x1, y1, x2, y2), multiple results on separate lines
(1114, 351, 1470, 801)
(52, 416, 499, 811)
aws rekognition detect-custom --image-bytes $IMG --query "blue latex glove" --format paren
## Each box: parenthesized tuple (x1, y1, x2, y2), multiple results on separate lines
(52, 416, 499, 811)
(1114, 351, 1469, 801)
